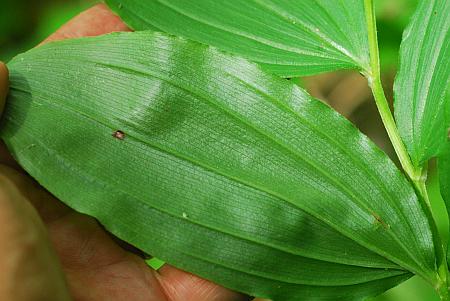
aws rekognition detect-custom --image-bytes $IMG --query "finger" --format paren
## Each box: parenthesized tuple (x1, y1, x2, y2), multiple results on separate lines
(0, 62, 17, 168)
(42, 3, 130, 45)
(48, 213, 170, 301)
(0, 165, 166, 300)
(0, 62, 8, 117)
(0, 165, 71, 222)
(156, 264, 251, 301)
(0, 175, 71, 301)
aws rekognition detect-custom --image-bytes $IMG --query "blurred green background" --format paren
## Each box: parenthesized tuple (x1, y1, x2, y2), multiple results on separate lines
(0, 0, 95, 61)
(0, 0, 446, 300)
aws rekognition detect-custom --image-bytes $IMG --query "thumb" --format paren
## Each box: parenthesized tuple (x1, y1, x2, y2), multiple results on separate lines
(0, 62, 9, 116)
(0, 172, 71, 301)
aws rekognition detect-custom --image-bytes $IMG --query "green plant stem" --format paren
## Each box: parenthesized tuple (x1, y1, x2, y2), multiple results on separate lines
(363, 0, 420, 182)
(364, 0, 449, 299)
(417, 179, 449, 300)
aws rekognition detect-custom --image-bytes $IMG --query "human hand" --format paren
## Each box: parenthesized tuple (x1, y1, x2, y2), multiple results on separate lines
(0, 4, 253, 301)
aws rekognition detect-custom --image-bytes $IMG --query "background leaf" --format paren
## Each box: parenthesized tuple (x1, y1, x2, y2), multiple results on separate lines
(393, 0, 450, 167)
(1, 31, 438, 300)
(438, 142, 450, 262)
(440, 146, 450, 218)
(105, 0, 371, 77)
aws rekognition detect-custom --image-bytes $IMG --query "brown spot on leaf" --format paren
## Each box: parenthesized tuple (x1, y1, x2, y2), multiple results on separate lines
(113, 130, 125, 140)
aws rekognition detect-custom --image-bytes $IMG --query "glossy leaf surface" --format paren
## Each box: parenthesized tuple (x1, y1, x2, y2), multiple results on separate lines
(105, 0, 371, 77)
(394, 0, 450, 166)
(1, 32, 437, 300)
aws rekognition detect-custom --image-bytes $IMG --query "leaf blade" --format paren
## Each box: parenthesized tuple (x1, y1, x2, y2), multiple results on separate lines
(105, 0, 370, 77)
(394, 0, 450, 166)
(1, 31, 437, 300)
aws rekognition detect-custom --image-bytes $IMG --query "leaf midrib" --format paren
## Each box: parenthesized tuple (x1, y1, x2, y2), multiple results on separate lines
(252, 0, 363, 68)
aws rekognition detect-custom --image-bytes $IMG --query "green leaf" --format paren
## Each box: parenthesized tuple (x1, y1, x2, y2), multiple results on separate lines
(146, 257, 165, 270)
(441, 149, 450, 205)
(438, 142, 450, 262)
(394, 0, 450, 167)
(1, 31, 437, 300)
(105, 0, 371, 77)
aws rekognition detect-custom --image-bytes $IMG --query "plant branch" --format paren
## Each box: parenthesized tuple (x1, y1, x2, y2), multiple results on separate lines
(363, 0, 420, 182)
(363, 0, 448, 299)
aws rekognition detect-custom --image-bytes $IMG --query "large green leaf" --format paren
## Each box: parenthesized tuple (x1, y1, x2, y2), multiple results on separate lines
(394, 0, 450, 167)
(1, 31, 437, 300)
(105, 0, 370, 77)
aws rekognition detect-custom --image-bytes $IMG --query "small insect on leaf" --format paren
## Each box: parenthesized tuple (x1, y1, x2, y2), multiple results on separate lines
(113, 130, 125, 140)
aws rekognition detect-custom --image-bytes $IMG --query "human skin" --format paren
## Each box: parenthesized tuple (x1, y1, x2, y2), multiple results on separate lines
(0, 4, 256, 301)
